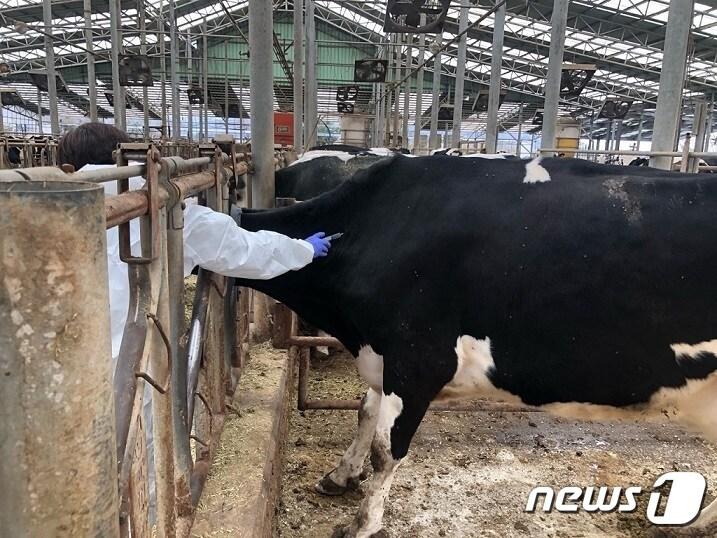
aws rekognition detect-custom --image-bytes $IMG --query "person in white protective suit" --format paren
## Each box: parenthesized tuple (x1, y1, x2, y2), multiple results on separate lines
(58, 123, 333, 520)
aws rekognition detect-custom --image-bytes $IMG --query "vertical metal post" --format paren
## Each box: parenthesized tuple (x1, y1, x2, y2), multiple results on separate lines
(0, 181, 119, 536)
(541, 0, 569, 152)
(614, 119, 623, 153)
(239, 68, 244, 143)
(402, 37, 412, 148)
(249, 0, 275, 208)
(159, 0, 167, 138)
(485, 0, 506, 153)
(428, 35, 442, 150)
(166, 200, 193, 526)
(43, 0, 60, 136)
(249, 0, 276, 341)
(37, 87, 43, 134)
(187, 35, 193, 142)
(516, 102, 524, 156)
(392, 36, 401, 146)
(139, 0, 149, 139)
(384, 36, 393, 146)
(293, 0, 304, 151)
(412, 28, 426, 154)
(692, 101, 709, 166)
(169, 0, 181, 140)
(636, 110, 644, 151)
(0, 96, 4, 134)
(650, 0, 694, 169)
(304, 0, 318, 147)
(84, 0, 97, 122)
(452, 3, 469, 149)
(605, 119, 613, 153)
(109, 0, 126, 131)
(225, 41, 230, 134)
(705, 95, 715, 151)
(203, 19, 209, 141)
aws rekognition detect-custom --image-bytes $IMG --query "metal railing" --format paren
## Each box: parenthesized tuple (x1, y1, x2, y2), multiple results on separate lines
(540, 133, 717, 174)
(0, 136, 58, 169)
(0, 138, 252, 537)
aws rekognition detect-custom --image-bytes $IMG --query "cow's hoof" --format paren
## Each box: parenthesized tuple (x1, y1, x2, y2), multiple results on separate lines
(315, 471, 360, 496)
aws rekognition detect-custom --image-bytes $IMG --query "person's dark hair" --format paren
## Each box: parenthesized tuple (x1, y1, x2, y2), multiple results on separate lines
(57, 122, 131, 170)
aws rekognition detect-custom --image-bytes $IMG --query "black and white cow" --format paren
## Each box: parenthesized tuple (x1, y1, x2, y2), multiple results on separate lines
(238, 155, 717, 537)
(276, 147, 394, 201)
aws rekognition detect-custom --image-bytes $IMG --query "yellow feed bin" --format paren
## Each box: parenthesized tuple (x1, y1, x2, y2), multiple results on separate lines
(556, 117, 581, 157)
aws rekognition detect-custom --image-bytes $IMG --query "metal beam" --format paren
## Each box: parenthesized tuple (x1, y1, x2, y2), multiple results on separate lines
(42, 0, 60, 135)
(541, 0, 569, 151)
(451, 3, 469, 149)
(650, 0, 694, 169)
(293, 0, 304, 151)
(249, 0, 275, 208)
(485, 0, 506, 153)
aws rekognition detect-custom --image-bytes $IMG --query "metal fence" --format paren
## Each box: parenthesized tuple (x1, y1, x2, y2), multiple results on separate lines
(540, 133, 717, 173)
(0, 138, 252, 536)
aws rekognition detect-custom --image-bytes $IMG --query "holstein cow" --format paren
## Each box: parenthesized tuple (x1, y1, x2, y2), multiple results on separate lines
(276, 147, 394, 201)
(237, 155, 717, 537)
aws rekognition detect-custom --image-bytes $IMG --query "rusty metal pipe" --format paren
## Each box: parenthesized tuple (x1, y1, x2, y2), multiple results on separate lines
(0, 181, 119, 536)
(186, 269, 212, 431)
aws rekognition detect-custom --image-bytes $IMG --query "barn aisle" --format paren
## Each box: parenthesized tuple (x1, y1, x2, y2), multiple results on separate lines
(275, 353, 717, 538)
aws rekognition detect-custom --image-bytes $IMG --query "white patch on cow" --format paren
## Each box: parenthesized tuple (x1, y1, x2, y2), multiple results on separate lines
(329, 388, 382, 486)
(460, 153, 507, 159)
(430, 147, 462, 156)
(357, 345, 384, 392)
(377, 392, 403, 435)
(367, 147, 396, 157)
(523, 156, 551, 183)
(289, 150, 358, 166)
(436, 335, 523, 403)
(671, 339, 717, 359)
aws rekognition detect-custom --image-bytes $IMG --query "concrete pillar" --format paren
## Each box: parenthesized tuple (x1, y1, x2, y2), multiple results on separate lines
(0, 181, 118, 537)
(412, 30, 426, 154)
(304, 0, 318, 147)
(452, 3, 469, 149)
(84, 0, 97, 122)
(429, 35, 442, 150)
(485, 0, 506, 153)
(109, 0, 126, 131)
(541, 0, 569, 151)
(293, 0, 304, 151)
(650, 0, 694, 169)
(42, 0, 61, 136)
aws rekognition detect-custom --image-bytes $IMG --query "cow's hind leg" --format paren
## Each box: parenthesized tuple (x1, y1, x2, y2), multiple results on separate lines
(333, 388, 431, 538)
(316, 388, 381, 496)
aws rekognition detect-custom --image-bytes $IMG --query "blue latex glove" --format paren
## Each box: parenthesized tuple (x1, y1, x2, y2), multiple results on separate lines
(304, 232, 332, 259)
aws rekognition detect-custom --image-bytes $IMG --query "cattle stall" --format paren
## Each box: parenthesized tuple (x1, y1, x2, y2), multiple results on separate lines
(0, 139, 255, 535)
